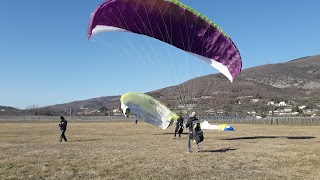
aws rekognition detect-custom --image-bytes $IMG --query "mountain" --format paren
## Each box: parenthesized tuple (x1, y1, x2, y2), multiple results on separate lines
(4, 55, 319, 116)
(241, 55, 320, 89)
(0, 106, 22, 115)
(49, 96, 120, 111)
(53, 54, 320, 115)
(44, 96, 121, 115)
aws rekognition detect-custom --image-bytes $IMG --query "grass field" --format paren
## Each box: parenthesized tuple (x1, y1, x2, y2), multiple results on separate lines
(0, 121, 319, 180)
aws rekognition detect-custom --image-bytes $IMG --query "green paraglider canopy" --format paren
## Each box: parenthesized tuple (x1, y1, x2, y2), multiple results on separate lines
(120, 92, 179, 129)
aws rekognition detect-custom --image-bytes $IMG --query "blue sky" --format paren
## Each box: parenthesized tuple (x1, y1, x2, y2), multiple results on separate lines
(0, 0, 319, 109)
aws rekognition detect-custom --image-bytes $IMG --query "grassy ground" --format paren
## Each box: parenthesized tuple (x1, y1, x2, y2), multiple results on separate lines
(0, 121, 319, 180)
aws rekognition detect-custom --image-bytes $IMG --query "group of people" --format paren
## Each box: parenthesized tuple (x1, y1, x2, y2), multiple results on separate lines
(174, 112, 204, 153)
(57, 112, 204, 153)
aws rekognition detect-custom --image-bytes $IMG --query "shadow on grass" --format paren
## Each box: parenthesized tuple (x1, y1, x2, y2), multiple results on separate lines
(71, 139, 103, 142)
(220, 136, 315, 140)
(201, 148, 236, 153)
(153, 132, 188, 135)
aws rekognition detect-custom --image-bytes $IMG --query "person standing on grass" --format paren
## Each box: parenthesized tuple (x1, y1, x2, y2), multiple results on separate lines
(186, 112, 204, 153)
(59, 116, 68, 142)
(174, 114, 184, 139)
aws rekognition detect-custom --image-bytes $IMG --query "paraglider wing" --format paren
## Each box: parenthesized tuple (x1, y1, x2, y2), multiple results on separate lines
(88, 0, 242, 82)
(200, 121, 234, 131)
(120, 92, 179, 129)
(200, 120, 220, 130)
(219, 124, 234, 131)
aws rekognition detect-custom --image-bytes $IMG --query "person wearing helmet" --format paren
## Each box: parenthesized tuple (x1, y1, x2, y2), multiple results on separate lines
(185, 112, 203, 153)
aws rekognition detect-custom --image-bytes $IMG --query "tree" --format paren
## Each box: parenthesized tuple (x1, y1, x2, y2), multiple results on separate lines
(99, 106, 109, 115)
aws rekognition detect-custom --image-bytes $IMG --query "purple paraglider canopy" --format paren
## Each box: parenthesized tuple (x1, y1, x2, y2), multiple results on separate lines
(88, 0, 242, 82)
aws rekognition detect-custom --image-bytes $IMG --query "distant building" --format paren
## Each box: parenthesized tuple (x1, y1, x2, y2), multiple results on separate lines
(269, 105, 293, 115)
(236, 95, 253, 99)
(178, 104, 196, 110)
(283, 106, 293, 113)
(205, 109, 216, 115)
(303, 109, 319, 115)
(278, 101, 287, 106)
(217, 109, 225, 114)
(201, 96, 213, 99)
(250, 99, 259, 103)
(298, 105, 307, 110)
(113, 108, 122, 116)
(247, 111, 257, 116)
(267, 101, 275, 106)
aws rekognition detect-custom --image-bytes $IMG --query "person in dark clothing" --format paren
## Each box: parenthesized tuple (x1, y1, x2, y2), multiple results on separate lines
(174, 115, 184, 139)
(185, 112, 203, 153)
(58, 116, 68, 142)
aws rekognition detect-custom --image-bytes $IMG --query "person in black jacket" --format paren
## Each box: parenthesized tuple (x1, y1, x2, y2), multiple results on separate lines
(173, 115, 184, 139)
(185, 112, 203, 153)
(58, 116, 68, 142)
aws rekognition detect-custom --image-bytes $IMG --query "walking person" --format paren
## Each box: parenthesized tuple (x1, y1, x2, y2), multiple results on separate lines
(186, 112, 204, 153)
(174, 115, 184, 139)
(59, 116, 68, 142)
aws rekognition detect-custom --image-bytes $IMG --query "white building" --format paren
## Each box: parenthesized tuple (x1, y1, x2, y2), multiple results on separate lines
(178, 104, 196, 110)
(303, 109, 319, 115)
(298, 105, 307, 110)
(278, 101, 287, 106)
(267, 101, 275, 106)
(250, 99, 259, 103)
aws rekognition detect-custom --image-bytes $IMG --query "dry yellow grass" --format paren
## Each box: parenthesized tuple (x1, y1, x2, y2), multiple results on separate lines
(0, 121, 320, 180)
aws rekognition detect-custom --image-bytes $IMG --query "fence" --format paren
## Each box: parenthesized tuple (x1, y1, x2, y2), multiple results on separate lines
(198, 115, 320, 126)
(0, 115, 135, 123)
(0, 115, 319, 126)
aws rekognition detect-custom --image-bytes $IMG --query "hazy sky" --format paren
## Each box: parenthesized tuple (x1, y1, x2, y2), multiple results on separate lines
(0, 0, 319, 109)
